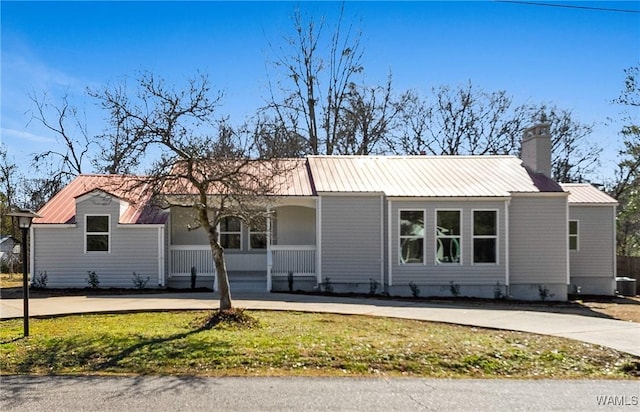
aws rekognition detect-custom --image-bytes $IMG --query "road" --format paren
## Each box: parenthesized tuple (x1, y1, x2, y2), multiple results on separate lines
(1, 376, 638, 411)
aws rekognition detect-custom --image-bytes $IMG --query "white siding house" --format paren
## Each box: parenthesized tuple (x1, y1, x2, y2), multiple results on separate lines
(31, 125, 618, 300)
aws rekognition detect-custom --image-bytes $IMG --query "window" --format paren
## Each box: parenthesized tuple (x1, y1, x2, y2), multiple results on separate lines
(569, 220, 579, 251)
(219, 217, 241, 249)
(86, 215, 110, 252)
(436, 210, 461, 264)
(473, 210, 497, 264)
(400, 210, 424, 264)
(249, 217, 267, 250)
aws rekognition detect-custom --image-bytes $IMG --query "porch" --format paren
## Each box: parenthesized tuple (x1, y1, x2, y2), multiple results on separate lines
(168, 245, 317, 291)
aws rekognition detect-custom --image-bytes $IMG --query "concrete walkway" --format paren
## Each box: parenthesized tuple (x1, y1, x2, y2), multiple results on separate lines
(1, 292, 638, 356)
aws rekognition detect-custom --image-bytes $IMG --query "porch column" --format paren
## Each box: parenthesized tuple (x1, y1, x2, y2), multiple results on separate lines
(266, 207, 272, 292)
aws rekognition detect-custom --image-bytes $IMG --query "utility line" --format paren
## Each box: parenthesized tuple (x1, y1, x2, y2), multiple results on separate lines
(495, 1, 640, 14)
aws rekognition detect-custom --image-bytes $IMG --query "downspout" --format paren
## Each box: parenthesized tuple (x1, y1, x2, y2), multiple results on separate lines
(30, 226, 35, 281)
(388, 199, 393, 288)
(316, 197, 322, 285)
(612, 205, 617, 294)
(504, 199, 510, 294)
(566, 198, 570, 286)
(266, 207, 272, 292)
(380, 194, 384, 288)
(158, 226, 165, 287)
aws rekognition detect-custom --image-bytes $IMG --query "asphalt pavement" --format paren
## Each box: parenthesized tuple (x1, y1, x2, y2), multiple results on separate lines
(2, 376, 639, 411)
(0, 292, 639, 356)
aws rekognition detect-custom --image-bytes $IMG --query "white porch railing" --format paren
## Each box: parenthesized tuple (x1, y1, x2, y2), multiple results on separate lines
(270, 245, 316, 275)
(169, 245, 217, 276)
(169, 245, 316, 277)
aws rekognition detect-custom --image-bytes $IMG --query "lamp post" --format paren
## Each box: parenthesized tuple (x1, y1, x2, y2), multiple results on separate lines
(8, 209, 41, 337)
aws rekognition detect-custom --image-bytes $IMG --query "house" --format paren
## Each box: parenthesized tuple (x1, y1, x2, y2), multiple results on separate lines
(31, 124, 618, 300)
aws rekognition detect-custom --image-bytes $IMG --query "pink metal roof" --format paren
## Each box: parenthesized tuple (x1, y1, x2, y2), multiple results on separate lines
(560, 183, 618, 205)
(307, 156, 563, 197)
(34, 175, 168, 225)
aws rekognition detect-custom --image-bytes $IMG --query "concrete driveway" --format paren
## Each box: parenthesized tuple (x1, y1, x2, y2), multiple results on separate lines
(1, 292, 638, 356)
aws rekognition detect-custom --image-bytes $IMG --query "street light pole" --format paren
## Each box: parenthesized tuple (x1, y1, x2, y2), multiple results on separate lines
(20, 225, 29, 336)
(8, 209, 41, 338)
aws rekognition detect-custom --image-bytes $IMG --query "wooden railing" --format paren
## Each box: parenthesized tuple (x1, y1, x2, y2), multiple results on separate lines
(270, 245, 316, 275)
(169, 245, 216, 276)
(169, 245, 316, 277)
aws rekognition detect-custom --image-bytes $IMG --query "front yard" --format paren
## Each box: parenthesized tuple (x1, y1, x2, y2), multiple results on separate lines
(1, 310, 638, 378)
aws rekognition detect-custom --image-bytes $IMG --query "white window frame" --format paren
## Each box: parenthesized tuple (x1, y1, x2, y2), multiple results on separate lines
(248, 217, 268, 251)
(435, 209, 462, 265)
(472, 209, 498, 265)
(85, 214, 110, 253)
(218, 216, 242, 250)
(569, 220, 579, 252)
(399, 209, 425, 265)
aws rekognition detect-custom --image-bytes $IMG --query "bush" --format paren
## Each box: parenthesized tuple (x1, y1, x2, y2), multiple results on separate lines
(132, 272, 150, 289)
(31, 271, 48, 289)
(86, 271, 100, 288)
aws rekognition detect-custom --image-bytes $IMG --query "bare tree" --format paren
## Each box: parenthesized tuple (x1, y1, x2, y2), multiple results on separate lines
(93, 72, 293, 310)
(265, 6, 364, 155)
(335, 75, 410, 155)
(0, 145, 20, 237)
(28, 92, 92, 181)
(390, 82, 525, 156)
(611, 65, 640, 256)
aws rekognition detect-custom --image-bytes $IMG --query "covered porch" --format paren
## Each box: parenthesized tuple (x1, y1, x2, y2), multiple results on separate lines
(167, 199, 319, 292)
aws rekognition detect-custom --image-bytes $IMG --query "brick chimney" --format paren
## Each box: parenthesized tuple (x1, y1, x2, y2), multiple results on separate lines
(521, 123, 551, 177)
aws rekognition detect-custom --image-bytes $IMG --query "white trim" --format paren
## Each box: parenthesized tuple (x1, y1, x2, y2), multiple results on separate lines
(398, 208, 426, 265)
(29, 226, 35, 279)
(566, 200, 570, 285)
(316, 197, 322, 285)
(435, 209, 462, 265)
(504, 199, 510, 287)
(510, 192, 569, 198)
(158, 227, 165, 287)
(270, 245, 316, 251)
(471, 209, 499, 266)
(316, 192, 386, 197)
(266, 207, 272, 292)
(218, 216, 242, 251)
(380, 195, 384, 288)
(612, 205, 617, 289)
(85, 214, 111, 254)
(248, 216, 268, 251)
(568, 220, 579, 252)
(117, 224, 166, 229)
(389, 196, 511, 202)
(388, 199, 393, 286)
(32, 224, 76, 228)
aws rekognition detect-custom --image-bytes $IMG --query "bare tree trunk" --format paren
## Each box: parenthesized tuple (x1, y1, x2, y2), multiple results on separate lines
(210, 239, 232, 310)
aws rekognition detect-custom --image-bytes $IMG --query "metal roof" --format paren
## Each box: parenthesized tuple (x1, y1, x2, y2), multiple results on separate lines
(34, 175, 168, 225)
(560, 183, 618, 205)
(307, 156, 563, 197)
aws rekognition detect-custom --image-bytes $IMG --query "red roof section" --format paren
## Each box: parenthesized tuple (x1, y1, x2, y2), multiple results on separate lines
(34, 175, 168, 225)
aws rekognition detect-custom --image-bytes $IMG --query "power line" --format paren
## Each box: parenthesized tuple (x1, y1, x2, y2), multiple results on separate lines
(495, 1, 640, 14)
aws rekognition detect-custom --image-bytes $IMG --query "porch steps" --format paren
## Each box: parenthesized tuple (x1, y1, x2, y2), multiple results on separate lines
(228, 271, 268, 292)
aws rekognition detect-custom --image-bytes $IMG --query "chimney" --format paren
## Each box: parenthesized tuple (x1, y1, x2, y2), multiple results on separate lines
(521, 123, 551, 177)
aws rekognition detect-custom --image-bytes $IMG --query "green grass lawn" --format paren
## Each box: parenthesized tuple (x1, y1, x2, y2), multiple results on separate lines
(1, 310, 637, 378)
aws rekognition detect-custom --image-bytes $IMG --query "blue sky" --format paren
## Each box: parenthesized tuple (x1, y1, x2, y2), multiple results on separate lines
(1, 1, 639, 183)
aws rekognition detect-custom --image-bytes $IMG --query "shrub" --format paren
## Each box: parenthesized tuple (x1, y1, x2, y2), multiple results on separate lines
(31, 271, 48, 289)
(369, 278, 379, 295)
(322, 277, 334, 293)
(449, 281, 461, 297)
(538, 285, 554, 301)
(132, 272, 150, 289)
(86, 271, 99, 288)
(408, 281, 420, 297)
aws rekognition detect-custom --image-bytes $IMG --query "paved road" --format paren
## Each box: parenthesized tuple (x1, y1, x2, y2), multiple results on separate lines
(1, 376, 638, 411)
(1, 292, 639, 356)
